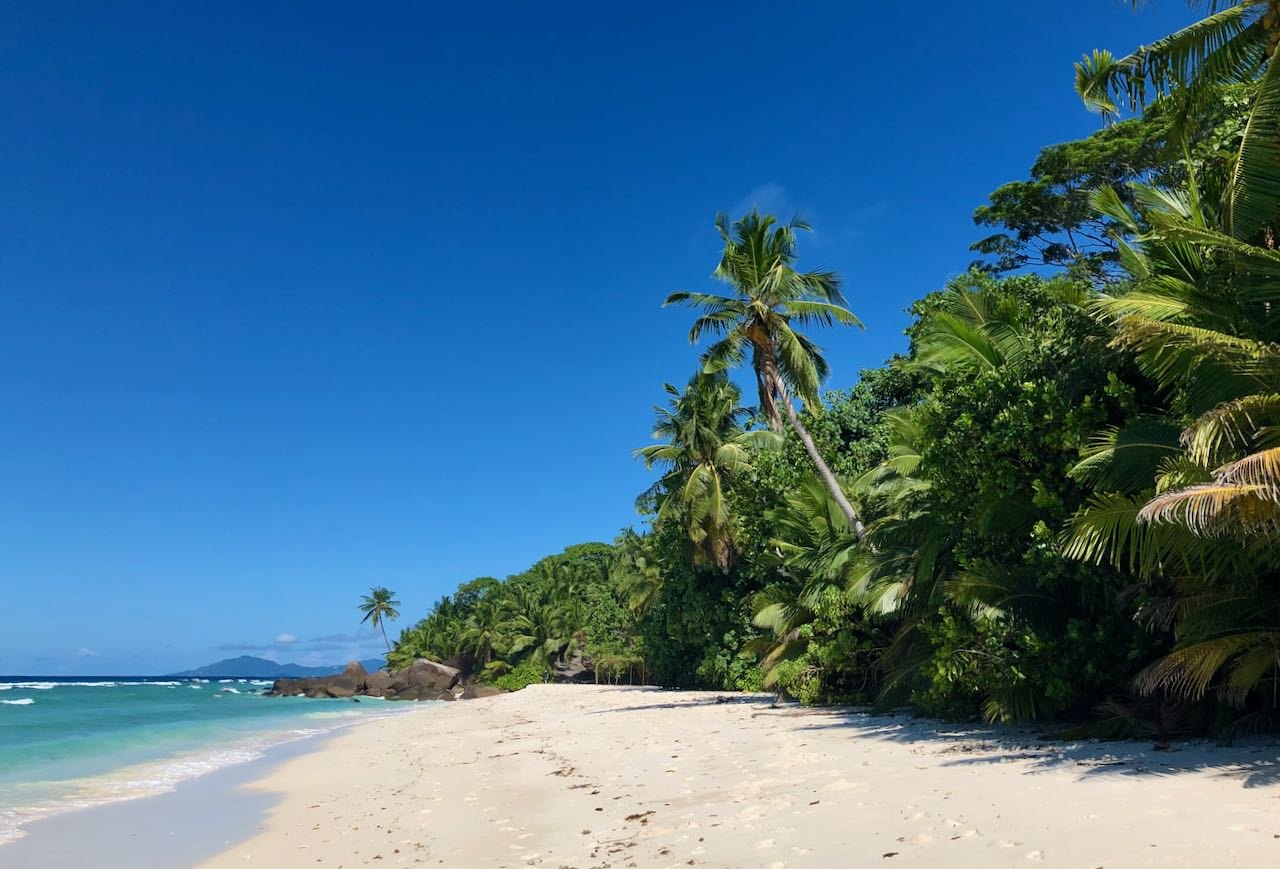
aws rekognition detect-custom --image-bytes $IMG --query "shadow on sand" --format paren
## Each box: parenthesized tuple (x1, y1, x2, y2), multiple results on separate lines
(587, 687, 1280, 788)
(782, 705, 1280, 788)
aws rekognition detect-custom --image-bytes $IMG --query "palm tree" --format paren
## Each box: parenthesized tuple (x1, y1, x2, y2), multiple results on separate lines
(665, 210, 867, 538)
(1065, 178, 1280, 714)
(459, 598, 504, 667)
(359, 586, 402, 653)
(636, 370, 777, 571)
(502, 584, 570, 683)
(749, 477, 864, 690)
(610, 530, 664, 616)
(1075, 1, 1280, 241)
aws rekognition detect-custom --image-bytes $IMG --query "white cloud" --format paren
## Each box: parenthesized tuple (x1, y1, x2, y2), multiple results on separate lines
(732, 182, 793, 218)
(275, 633, 297, 645)
(77, 648, 100, 657)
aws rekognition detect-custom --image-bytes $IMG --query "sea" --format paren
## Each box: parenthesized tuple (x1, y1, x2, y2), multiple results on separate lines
(0, 675, 409, 845)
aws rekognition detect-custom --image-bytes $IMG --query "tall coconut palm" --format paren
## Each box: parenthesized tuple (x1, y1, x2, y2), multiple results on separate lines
(358, 586, 401, 652)
(636, 370, 777, 571)
(1075, 1, 1280, 241)
(665, 210, 867, 538)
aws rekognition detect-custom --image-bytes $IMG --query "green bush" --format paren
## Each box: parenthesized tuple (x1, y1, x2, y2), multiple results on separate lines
(493, 659, 544, 692)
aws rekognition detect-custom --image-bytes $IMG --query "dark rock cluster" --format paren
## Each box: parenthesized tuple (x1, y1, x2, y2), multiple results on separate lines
(265, 659, 506, 702)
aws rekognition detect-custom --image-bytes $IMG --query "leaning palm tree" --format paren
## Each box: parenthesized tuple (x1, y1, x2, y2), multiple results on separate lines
(636, 370, 776, 571)
(358, 586, 402, 652)
(665, 210, 867, 537)
(1075, 1, 1280, 241)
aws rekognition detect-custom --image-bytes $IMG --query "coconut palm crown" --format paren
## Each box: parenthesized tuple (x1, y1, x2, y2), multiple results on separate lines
(359, 586, 402, 652)
(665, 210, 867, 536)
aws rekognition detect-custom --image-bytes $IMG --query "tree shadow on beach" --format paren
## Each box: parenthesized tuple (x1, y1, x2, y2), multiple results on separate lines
(582, 689, 777, 716)
(773, 705, 1280, 788)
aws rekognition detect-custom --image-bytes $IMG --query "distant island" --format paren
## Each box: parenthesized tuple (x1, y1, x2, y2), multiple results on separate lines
(167, 655, 386, 679)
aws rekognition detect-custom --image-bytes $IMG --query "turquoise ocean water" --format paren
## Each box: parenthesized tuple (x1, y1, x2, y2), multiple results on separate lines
(0, 676, 408, 844)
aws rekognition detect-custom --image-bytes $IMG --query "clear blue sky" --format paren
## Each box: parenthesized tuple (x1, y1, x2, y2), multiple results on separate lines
(0, 2, 1197, 675)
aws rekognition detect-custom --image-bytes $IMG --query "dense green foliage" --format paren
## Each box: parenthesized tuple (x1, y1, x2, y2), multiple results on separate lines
(389, 2, 1280, 738)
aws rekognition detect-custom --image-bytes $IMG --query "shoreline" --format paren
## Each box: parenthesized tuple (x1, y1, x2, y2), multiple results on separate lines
(199, 684, 1280, 868)
(0, 700, 428, 866)
(0, 730, 308, 869)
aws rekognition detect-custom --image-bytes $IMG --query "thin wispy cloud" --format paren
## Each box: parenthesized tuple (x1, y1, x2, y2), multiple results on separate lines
(309, 631, 379, 644)
(728, 182, 888, 255)
(217, 629, 384, 657)
(731, 182, 796, 219)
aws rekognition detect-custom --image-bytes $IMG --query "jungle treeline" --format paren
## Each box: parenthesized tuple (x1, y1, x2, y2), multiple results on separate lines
(392, 4, 1280, 738)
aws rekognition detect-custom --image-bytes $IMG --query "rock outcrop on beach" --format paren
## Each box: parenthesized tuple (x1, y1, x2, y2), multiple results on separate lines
(265, 659, 504, 702)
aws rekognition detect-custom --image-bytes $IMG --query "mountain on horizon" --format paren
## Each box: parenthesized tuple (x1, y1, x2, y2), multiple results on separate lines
(167, 655, 387, 678)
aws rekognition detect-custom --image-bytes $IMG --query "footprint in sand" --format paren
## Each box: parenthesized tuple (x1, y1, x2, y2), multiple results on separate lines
(1025, 850, 1044, 861)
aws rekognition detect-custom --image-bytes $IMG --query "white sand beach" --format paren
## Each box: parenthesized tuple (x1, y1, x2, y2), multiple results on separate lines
(201, 684, 1280, 868)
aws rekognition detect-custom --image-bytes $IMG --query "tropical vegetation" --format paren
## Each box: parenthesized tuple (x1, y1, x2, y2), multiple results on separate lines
(387, 1, 1280, 738)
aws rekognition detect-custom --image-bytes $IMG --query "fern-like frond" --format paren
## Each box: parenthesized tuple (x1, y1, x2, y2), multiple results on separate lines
(1139, 481, 1279, 533)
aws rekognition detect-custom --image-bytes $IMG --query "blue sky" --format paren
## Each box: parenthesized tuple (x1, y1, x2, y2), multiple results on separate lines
(0, 2, 1198, 674)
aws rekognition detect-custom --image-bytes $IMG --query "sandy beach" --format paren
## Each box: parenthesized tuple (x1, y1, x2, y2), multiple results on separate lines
(199, 685, 1280, 868)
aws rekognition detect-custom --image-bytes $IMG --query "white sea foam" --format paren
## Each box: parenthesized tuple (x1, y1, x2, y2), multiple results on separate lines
(0, 681, 188, 691)
(0, 704, 413, 846)
(1, 683, 56, 690)
(220, 687, 241, 694)
(0, 699, 34, 706)
(189, 684, 203, 690)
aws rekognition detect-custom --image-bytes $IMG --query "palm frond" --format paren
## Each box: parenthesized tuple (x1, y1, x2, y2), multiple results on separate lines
(1229, 31, 1280, 240)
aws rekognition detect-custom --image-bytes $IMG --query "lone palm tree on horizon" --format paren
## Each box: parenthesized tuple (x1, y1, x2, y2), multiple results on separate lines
(359, 586, 401, 653)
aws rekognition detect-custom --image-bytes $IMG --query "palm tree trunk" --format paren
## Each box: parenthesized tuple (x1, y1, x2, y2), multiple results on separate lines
(380, 621, 390, 653)
(756, 365, 782, 432)
(771, 373, 868, 541)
